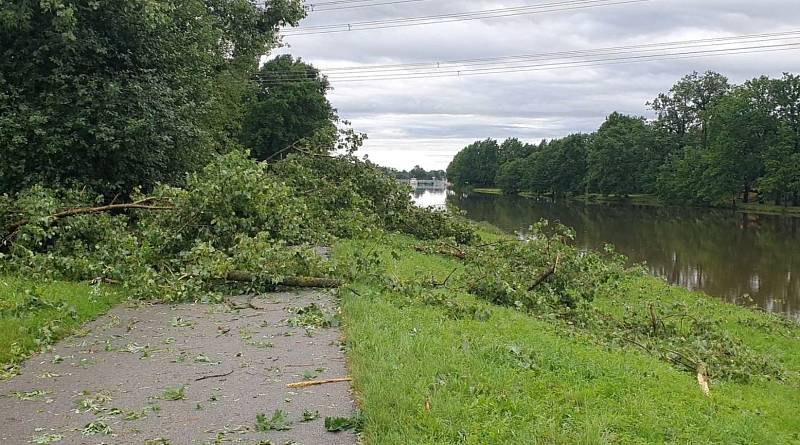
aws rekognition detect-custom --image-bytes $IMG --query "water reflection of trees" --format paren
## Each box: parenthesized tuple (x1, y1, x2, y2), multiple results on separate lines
(450, 194, 800, 318)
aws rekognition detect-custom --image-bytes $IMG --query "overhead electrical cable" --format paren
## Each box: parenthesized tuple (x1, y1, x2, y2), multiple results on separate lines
(254, 31, 800, 83)
(324, 43, 800, 80)
(256, 45, 800, 83)
(314, 30, 800, 73)
(253, 35, 800, 84)
(305, 0, 431, 12)
(283, 0, 652, 35)
(306, 0, 416, 6)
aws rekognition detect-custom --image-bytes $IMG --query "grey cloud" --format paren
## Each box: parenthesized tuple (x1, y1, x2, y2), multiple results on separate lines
(276, 0, 800, 170)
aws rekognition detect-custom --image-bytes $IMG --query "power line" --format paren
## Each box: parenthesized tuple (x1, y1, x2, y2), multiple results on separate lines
(317, 30, 800, 74)
(291, 0, 647, 32)
(330, 43, 800, 81)
(253, 38, 800, 84)
(306, 0, 413, 6)
(305, 0, 431, 12)
(284, 0, 652, 35)
(254, 31, 800, 82)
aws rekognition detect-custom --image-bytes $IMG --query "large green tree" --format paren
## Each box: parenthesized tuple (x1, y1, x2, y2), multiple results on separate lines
(498, 138, 535, 165)
(759, 73, 800, 205)
(704, 77, 776, 204)
(588, 113, 655, 196)
(547, 133, 589, 196)
(447, 139, 500, 187)
(496, 158, 527, 194)
(0, 0, 305, 195)
(240, 55, 338, 161)
(519, 135, 588, 198)
(649, 71, 731, 150)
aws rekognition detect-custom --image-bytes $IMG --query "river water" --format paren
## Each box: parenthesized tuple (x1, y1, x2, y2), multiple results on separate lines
(413, 189, 800, 319)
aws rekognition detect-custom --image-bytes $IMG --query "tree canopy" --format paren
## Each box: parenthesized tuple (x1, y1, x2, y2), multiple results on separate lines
(447, 71, 800, 207)
(446, 139, 500, 187)
(0, 0, 305, 195)
(381, 166, 447, 180)
(240, 55, 338, 161)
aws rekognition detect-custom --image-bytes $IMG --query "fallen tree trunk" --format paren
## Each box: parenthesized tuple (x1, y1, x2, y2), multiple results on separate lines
(224, 271, 341, 288)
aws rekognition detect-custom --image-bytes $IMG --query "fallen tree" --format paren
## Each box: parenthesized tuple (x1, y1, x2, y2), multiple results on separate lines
(0, 151, 476, 302)
(224, 271, 341, 288)
(0, 153, 349, 301)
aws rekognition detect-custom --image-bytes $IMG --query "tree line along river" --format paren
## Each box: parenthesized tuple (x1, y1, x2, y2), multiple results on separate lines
(413, 189, 800, 320)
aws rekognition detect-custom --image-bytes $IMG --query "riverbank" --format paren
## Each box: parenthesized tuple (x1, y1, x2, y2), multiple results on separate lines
(3, 224, 800, 443)
(334, 229, 800, 444)
(470, 188, 800, 217)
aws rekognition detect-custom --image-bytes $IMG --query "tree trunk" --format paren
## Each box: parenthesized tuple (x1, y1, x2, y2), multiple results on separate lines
(224, 271, 340, 288)
(742, 183, 751, 204)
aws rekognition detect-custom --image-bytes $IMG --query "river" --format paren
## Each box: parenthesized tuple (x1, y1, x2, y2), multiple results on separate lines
(413, 189, 800, 319)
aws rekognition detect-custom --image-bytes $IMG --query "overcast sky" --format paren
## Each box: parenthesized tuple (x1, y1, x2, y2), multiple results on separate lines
(273, 0, 800, 170)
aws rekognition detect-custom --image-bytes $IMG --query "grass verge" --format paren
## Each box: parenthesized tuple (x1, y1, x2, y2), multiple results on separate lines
(470, 189, 800, 216)
(471, 188, 503, 195)
(335, 233, 800, 444)
(0, 275, 125, 376)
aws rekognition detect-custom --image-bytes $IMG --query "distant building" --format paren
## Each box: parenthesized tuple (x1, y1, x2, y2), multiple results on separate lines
(398, 177, 449, 191)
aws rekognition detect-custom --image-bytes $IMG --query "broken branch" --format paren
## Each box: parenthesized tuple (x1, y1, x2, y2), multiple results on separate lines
(5, 197, 174, 234)
(195, 370, 234, 381)
(696, 363, 711, 396)
(287, 377, 352, 388)
(433, 267, 460, 287)
(528, 253, 562, 291)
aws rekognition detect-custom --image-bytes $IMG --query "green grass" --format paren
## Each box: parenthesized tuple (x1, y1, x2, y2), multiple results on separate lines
(335, 234, 800, 444)
(576, 193, 662, 207)
(738, 201, 800, 216)
(0, 275, 125, 368)
(472, 188, 800, 216)
(471, 188, 503, 195)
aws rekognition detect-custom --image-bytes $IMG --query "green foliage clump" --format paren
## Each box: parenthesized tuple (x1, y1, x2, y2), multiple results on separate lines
(272, 154, 455, 240)
(0, 152, 327, 301)
(0, 151, 476, 302)
(602, 300, 786, 382)
(241, 55, 338, 161)
(287, 303, 339, 329)
(0, 0, 306, 195)
(446, 139, 500, 187)
(391, 206, 477, 244)
(161, 385, 186, 401)
(465, 221, 625, 313)
(256, 409, 293, 431)
(324, 413, 363, 432)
